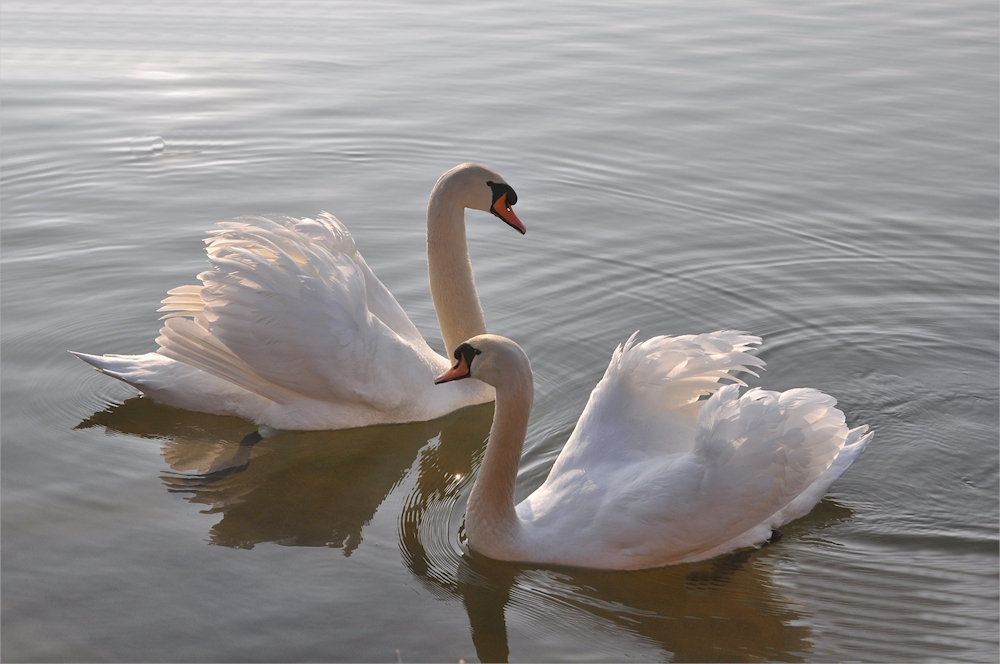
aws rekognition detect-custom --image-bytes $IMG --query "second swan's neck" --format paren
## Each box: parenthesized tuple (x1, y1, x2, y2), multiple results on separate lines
(465, 367, 533, 558)
(427, 181, 486, 358)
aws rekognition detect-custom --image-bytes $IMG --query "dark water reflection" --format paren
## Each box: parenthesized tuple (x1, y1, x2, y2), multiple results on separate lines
(441, 551, 813, 663)
(78, 398, 493, 553)
(79, 397, 820, 661)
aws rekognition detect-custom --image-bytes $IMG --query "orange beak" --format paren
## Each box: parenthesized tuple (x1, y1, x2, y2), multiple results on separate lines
(492, 193, 526, 234)
(434, 355, 470, 384)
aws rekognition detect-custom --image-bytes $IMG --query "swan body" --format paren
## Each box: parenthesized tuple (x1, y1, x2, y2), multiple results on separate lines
(73, 164, 525, 431)
(437, 333, 871, 570)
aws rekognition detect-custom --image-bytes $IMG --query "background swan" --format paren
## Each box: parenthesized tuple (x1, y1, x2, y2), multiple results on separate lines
(72, 163, 524, 431)
(436, 333, 871, 570)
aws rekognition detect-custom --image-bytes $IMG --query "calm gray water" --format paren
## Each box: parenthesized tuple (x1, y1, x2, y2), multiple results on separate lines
(2, 1, 997, 661)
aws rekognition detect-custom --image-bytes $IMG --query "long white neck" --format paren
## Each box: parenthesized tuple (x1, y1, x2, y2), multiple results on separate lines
(427, 179, 487, 358)
(465, 364, 533, 558)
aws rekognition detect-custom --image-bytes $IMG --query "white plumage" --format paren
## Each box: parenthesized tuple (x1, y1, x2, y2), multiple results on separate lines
(73, 164, 525, 431)
(440, 332, 871, 570)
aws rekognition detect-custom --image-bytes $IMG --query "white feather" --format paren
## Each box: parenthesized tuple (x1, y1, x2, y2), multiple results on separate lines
(457, 333, 871, 570)
(71, 163, 524, 430)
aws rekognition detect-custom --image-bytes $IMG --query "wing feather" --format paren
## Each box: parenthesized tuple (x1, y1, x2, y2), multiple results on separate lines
(550, 382, 856, 564)
(155, 316, 298, 404)
(157, 285, 205, 319)
(519, 332, 869, 567)
(616, 383, 854, 558)
(553, 331, 765, 469)
(155, 214, 434, 410)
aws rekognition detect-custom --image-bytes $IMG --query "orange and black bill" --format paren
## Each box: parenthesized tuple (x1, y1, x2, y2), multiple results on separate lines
(434, 355, 470, 384)
(435, 342, 482, 384)
(486, 180, 526, 234)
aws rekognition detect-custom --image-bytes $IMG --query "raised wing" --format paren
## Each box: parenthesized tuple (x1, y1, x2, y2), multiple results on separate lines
(291, 213, 426, 346)
(156, 214, 435, 410)
(552, 331, 765, 471)
(518, 332, 869, 567)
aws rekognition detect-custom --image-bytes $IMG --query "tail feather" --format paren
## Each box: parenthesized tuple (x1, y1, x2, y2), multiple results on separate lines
(769, 424, 873, 527)
(693, 383, 870, 535)
(70, 351, 140, 382)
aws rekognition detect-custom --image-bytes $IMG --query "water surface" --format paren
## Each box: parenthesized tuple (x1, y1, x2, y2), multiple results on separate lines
(2, 1, 997, 661)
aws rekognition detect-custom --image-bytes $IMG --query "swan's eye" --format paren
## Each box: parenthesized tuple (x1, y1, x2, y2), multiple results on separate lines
(487, 181, 518, 207)
(454, 342, 482, 366)
(485, 180, 525, 234)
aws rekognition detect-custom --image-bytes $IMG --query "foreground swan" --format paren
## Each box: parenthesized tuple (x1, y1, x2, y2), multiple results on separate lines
(436, 333, 871, 570)
(73, 163, 524, 431)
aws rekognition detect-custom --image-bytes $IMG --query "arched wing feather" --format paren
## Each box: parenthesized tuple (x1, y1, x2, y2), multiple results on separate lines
(293, 213, 425, 346)
(553, 331, 765, 469)
(156, 214, 433, 409)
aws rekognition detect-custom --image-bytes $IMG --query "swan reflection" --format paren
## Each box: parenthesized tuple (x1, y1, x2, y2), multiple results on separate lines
(399, 433, 854, 663)
(77, 396, 850, 661)
(401, 513, 822, 661)
(77, 396, 493, 553)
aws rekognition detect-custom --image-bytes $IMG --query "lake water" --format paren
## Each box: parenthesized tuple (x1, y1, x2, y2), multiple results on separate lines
(2, 1, 997, 661)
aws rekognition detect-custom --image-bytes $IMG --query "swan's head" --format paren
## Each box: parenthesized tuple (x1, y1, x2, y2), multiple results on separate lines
(433, 163, 525, 234)
(434, 334, 531, 390)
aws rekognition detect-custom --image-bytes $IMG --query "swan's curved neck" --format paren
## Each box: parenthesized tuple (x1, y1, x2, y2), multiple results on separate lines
(427, 182, 487, 358)
(465, 367, 532, 556)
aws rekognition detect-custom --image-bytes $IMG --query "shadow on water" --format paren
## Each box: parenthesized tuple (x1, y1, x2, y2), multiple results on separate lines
(77, 396, 494, 553)
(78, 397, 847, 661)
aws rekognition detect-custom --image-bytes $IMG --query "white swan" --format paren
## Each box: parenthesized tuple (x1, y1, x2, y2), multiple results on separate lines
(435, 333, 871, 570)
(73, 163, 525, 431)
